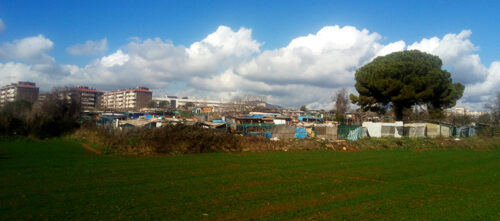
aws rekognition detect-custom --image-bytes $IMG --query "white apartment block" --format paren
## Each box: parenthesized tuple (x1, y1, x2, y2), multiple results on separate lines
(0, 81, 39, 107)
(101, 87, 152, 110)
(446, 107, 486, 117)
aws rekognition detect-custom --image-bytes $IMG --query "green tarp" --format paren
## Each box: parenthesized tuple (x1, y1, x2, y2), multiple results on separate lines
(338, 125, 362, 141)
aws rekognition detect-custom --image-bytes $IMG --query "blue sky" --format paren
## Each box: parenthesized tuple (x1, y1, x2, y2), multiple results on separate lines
(2, 0, 499, 65)
(0, 0, 499, 110)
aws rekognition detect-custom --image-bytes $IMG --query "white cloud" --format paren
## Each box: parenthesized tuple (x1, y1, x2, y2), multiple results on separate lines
(375, 40, 406, 57)
(408, 30, 488, 84)
(0, 19, 5, 32)
(407, 30, 497, 110)
(0, 62, 76, 90)
(100, 50, 129, 67)
(0, 25, 498, 111)
(235, 25, 384, 88)
(463, 61, 500, 102)
(0, 35, 54, 63)
(66, 38, 108, 56)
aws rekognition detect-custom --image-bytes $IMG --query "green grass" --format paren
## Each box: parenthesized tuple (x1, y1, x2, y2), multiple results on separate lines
(1, 138, 499, 220)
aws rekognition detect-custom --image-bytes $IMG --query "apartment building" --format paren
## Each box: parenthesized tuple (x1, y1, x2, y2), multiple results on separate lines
(101, 87, 152, 110)
(39, 86, 104, 111)
(0, 81, 39, 107)
(74, 86, 104, 110)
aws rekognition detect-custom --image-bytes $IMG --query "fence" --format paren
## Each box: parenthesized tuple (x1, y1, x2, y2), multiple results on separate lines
(236, 124, 274, 138)
(477, 126, 500, 137)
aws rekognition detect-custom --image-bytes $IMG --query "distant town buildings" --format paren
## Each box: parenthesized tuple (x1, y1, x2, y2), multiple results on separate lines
(0, 80, 279, 112)
(154, 96, 237, 109)
(445, 107, 486, 117)
(0, 81, 39, 107)
(101, 87, 152, 110)
(152, 96, 269, 112)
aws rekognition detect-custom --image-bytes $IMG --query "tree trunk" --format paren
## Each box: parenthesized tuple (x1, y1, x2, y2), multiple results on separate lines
(394, 105, 404, 121)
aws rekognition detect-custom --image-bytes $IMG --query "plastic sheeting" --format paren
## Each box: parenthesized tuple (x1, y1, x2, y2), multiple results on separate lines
(273, 119, 286, 125)
(337, 124, 363, 140)
(362, 122, 403, 138)
(454, 126, 476, 137)
(440, 125, 452, 137)
(428, 123, 453, 137)
(295, 127, 308, 139)
(346, 126, 363, 141)
(212, 119, 226, 123)
(404, 123, 426, 137)
(426, 123, 440, 137)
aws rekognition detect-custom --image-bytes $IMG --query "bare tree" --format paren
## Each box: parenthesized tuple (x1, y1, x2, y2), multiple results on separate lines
(485, 91, 500, 124)
(447, 113, 473, 126)
(332, 88, 350, 116)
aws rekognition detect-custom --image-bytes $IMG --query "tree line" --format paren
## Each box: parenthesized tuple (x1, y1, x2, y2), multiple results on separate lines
(0, 88, 81, 138)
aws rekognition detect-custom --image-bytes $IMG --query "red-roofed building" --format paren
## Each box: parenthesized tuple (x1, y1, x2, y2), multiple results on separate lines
(0, 81, 39, 107)
(42, 86, 104, 111)
(101, 87, 152, 110)
(74, 86, 104, 110)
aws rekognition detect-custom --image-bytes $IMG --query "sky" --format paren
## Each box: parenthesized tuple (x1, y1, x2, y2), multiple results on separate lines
(0, 0, 499, 111)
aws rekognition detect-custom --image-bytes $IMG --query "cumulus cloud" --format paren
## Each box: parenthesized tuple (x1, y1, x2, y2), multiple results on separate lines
(183, 25, 404, 108)
(407, 30, 498, 109)
(236, 26, 384, 88)
(408, 30, 488, 84)
(0, 25, 498, 110)
(462, 61, 500, 104)
(66, 38, 108, 56)
(0, 19, 5, 32)
(0, 35, 54, 63)
(100, 50, 129, 67)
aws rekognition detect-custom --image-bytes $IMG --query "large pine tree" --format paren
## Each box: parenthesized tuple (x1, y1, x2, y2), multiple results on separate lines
(350, 50, 464, 120)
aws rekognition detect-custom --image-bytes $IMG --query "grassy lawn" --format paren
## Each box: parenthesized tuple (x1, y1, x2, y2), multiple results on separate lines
(1, 139, 499, 220)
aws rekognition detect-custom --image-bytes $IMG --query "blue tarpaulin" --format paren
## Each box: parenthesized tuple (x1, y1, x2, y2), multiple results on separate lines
(212, 119, 226, 123)
(246, 115, 266, 118)
(295, 127, 308, 139)
(298, 116, 322, 121)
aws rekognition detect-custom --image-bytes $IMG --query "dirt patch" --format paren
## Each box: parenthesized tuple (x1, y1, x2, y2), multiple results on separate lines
(81, 143, 102, 155)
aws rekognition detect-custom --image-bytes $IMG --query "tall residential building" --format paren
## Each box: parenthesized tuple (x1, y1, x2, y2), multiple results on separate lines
(101, 87, 152, 110)
(0, 81, 39, 107)
(37, 86, 103, 111)
(74, 86, 104, 110)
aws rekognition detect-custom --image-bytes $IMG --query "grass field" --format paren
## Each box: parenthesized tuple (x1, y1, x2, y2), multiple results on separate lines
(1, 139, 499, 220)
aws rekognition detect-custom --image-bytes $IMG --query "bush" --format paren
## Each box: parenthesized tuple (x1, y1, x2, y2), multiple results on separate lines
(76, 124, 243, 154)
(74, 124, 329, 155)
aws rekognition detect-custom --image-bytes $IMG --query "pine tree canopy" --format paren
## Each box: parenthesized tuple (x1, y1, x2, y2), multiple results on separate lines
(350, 50, 464, 120)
